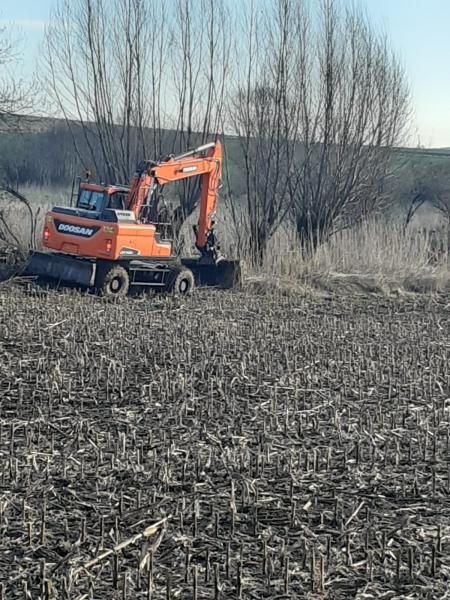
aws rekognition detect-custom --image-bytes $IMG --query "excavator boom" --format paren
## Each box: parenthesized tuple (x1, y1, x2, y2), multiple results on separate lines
(126, 141, 222, 257)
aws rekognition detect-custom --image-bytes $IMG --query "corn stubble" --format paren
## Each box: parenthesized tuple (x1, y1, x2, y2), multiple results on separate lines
(0, 286, 449, 598)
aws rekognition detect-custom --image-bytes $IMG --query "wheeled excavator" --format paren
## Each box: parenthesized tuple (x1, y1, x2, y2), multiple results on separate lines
(27, 141, 240, 297)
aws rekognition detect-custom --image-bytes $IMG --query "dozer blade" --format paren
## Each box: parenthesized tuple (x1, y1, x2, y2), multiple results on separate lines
(25, 251, 96, 288)
(181, 258, 241, 289)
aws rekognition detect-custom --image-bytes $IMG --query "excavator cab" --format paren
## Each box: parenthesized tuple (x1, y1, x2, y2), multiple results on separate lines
(76, 183, 128, 213)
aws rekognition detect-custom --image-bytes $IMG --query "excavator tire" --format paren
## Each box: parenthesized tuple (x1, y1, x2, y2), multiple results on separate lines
(96, 264, 130, 298)
(167, 267, 195, 296)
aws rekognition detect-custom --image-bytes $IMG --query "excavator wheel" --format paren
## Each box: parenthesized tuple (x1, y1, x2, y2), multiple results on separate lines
(167, 267, 195, 296)
(96, 264, 130, 298)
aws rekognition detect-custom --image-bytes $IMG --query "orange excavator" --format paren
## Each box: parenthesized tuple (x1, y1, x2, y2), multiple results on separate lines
(27, 141, 240, 296)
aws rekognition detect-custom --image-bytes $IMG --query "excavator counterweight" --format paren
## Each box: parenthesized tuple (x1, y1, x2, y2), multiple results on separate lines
(26, 141, 241, 297)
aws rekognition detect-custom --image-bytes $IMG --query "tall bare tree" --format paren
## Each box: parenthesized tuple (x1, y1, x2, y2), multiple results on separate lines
(228, 0, 303, 264)
(290, 0, 410, 255)
(44, 0, 169, 184)
(44, 0, 231, 243)
(166, 0, 231, 237)
(228, 0, 410, 264)
(0, 26, 33, 129)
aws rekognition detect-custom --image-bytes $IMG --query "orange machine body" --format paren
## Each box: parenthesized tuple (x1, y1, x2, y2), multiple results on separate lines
(43, 215, 172, 260)
(43, 195, 172, 261)
(42, 142, 222, 262)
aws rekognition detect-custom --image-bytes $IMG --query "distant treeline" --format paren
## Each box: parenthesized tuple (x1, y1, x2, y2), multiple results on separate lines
(0, 122, 247, 195)
(0, 123, 81, 187)
(0, 122, 253, 204)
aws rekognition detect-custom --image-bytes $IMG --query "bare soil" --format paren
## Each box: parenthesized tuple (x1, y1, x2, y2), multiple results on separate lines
(0, 285, 449, 598)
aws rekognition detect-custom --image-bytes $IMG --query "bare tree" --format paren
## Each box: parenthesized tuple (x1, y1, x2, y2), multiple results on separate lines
(43, 0, 231, 245)
(0, 187, 40, 254)
(413, 161, 450, 223)
(0, 26, 33, 129)
(393, 151, 450, 229)
(228, 0, 303, 265)
(167, 0, 232, 239)
(228, 0, 410, 264)
(403, 186, 429, 232)
(44, 0, 169, 184)
(0, 26, 38, 254)
(290, 0, 410, 256)
(426, 174, 450, 223)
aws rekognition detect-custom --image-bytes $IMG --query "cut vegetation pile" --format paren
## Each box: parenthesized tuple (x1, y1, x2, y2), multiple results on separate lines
(0, 287, 449, 598)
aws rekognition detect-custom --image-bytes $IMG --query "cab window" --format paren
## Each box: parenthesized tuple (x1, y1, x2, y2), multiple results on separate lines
(108, 192, 126, 210)
(77, 190, 106, 211)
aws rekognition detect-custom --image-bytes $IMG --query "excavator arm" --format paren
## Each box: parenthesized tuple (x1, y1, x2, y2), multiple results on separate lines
(126, 142, 222, 259)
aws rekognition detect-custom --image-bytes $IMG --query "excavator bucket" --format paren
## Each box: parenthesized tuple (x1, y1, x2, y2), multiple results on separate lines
(181, 258, 242, 289)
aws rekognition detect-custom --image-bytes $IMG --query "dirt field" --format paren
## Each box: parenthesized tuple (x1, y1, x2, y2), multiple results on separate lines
(0, 285, 449, 598)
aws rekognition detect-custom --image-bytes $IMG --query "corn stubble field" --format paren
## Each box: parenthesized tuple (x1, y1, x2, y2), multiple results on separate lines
(0, 284, 449, 598)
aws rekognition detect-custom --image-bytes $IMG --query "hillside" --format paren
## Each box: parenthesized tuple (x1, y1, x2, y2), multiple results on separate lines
(1, 114, 450, 218)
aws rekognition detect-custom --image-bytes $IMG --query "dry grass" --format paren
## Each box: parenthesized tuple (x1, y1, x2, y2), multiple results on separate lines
(0, 185, 70, 250)
(253, 217, 450, 296)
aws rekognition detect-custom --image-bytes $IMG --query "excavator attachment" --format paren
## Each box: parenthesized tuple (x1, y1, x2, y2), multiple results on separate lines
(26, 251, 96, 287)
(181, 258, 242, 289)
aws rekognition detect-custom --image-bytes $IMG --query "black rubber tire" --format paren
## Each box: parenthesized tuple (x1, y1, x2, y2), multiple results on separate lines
(97, 264, 130, 298)
(167, 267, 195, 296)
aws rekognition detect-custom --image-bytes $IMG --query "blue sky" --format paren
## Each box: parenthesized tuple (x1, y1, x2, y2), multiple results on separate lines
(2, 0, 450, 147)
